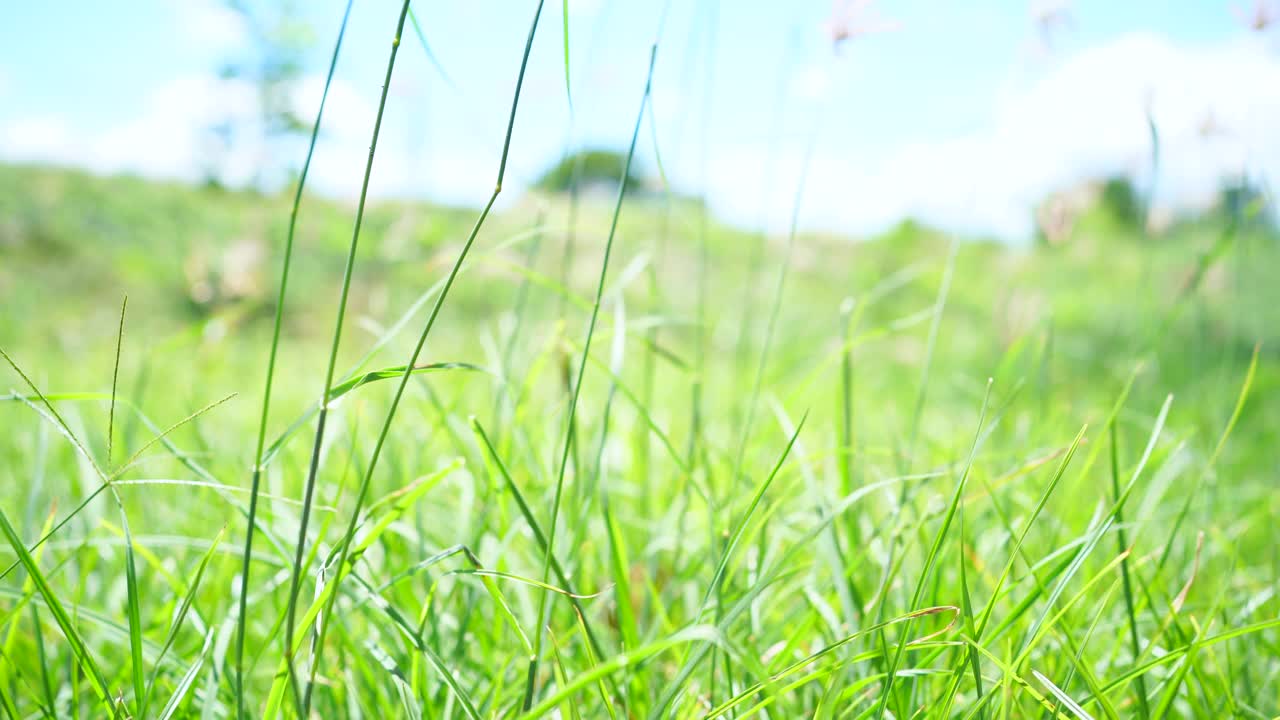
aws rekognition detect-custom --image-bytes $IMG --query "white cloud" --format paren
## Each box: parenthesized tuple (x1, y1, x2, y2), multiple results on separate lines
(4, 30, 1277, 241)
(175, 1, 250, 55)
(0, 72, 277, 187)
(1, 71, 387, 192)
(90, 74, 260, 183)
(792, 62, 833, 103)
(291, 75, 377, 141)
(0, 115, 77, 164)
(709, 32, 1280, 238)
(569, 0, 604, 18)
(290, 73, 500, 203)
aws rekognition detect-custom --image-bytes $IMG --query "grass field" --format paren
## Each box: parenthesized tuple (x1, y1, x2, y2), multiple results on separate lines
(2, 7, 1280, 719)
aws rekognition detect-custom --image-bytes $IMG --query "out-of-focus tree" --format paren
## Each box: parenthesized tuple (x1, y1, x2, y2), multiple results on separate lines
(206, 0, 312, 188)
(1099, 175, 1144, 231)
(534, 149, 645, 194)
(1217, 177, 1272, 229)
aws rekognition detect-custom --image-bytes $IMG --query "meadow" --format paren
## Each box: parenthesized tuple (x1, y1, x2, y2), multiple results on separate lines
(1, 5, 1279, 719)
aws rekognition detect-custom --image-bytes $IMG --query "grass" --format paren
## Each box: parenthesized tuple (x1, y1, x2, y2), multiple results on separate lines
(2, 4, 1280, 718)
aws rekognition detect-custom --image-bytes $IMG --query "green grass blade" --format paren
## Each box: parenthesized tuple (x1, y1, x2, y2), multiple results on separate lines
(706, 606, 960, 718)
(1109, 421, 1149, 720)
(143, 526, 226, 716)
(469, 418, 618, 689)
(0, 507, 117, 718)
(876, 381, 992, 718)
(158, 631, 213, 720)
(282, 2, 414, 710)
(118, 507, 145, 717)
(300, 3, 550, 714)
(107, 295, 126, 466)
(408, 7, 458, 90)
(975, 425, 1087, 638)
(528, 40, 659, 710)
(650, 411, 809, 716)
(561, 0, 572, 109)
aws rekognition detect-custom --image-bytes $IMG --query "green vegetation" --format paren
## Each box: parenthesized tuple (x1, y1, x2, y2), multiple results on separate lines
(2, 147, 1279, 716)
(1098, 176, 1145, 231)
(533, 148, 648, 194)
(2, 16, 1279, 720)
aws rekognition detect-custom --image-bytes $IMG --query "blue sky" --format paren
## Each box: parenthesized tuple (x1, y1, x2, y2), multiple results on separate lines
(2, 1, 1276, 238)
